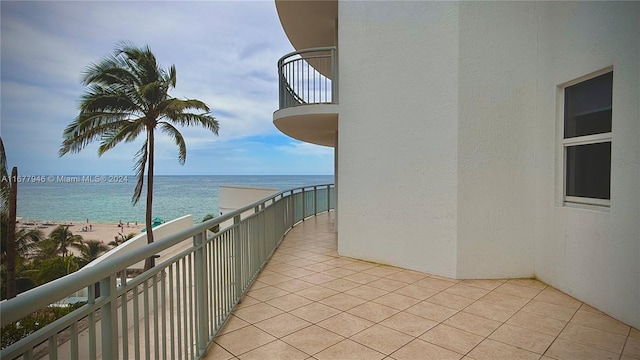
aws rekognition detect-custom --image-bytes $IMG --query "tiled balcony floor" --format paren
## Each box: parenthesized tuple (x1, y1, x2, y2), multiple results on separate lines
(208, 212, 640, 360)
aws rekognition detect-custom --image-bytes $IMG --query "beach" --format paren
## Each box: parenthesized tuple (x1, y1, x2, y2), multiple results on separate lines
(18, 220, 145, 245)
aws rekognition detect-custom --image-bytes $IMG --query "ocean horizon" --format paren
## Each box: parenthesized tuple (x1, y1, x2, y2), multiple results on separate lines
(16, 175, 333, 224)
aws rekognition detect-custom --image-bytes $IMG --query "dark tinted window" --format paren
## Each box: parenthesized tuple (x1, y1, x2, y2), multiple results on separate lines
(564, 72, 613, 138)
(566, 142, 611, 200)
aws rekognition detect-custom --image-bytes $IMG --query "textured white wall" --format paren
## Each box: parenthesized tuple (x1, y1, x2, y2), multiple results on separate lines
(335, 0, 639, 328)
(337, 1, 459, 277)
(456, 2, 538, 278)
(533, 1, 640, 329)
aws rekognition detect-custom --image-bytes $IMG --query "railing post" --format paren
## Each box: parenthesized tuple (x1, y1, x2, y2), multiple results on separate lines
(99, 275, 118, 360)
(194, 231, 208, 357)
(314, 186, 318, 215)
(331, 47, 338, 103)
(302, 188, 306, 220)
(233, 215, 242, 299)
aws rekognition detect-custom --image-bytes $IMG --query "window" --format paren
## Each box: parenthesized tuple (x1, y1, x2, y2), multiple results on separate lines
(562, 70, 612, 207)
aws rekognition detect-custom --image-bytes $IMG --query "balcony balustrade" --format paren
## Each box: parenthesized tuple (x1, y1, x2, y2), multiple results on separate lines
(0, 184, 335, 360)
(278, 47, 338, 110)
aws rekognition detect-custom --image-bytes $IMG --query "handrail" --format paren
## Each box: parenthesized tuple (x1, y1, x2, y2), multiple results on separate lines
(1, 183, 335, 359)
(278, 46, 338, 109)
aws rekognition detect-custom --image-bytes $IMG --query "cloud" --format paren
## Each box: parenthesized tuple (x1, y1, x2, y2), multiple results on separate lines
(1, 1, 333, 176)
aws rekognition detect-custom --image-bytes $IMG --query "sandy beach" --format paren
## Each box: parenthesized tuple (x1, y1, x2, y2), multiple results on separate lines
(17, 220, 146, 244)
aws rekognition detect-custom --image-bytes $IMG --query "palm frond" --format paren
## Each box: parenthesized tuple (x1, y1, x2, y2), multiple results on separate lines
(98, 119, 145, 155)
(166, 112, 219, 135)
(158, 122, 187, 164)
(132, 140, 148, 205)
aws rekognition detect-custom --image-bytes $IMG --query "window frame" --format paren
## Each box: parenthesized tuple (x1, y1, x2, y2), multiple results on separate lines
(559, 67, 613, 208)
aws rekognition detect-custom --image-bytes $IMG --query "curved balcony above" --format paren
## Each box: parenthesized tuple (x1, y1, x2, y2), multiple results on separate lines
(274, 47, 338, 148)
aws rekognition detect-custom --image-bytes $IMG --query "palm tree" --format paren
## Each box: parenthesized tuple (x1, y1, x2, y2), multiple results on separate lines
(108, 232, 137, 247)
(48, 225, 83, 258)
(75, 240, 109, 267)
(59, 42, 219, 270)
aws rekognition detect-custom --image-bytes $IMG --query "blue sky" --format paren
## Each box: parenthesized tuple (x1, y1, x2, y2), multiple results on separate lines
(1, 1, 334, 176)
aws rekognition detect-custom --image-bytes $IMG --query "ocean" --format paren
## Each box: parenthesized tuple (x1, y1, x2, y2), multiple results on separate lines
(16, 175, 334, 224)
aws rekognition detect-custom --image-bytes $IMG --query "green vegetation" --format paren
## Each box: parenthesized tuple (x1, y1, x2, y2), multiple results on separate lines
(59, 42, 219, 270)
(202, 214, 220, 233)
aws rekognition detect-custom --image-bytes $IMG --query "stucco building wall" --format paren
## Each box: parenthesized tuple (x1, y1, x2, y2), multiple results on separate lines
(336, 1, 639, 328)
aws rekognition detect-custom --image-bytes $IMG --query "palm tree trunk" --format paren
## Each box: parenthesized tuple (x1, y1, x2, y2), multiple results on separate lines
(6, 167, 18, 298)
(144, 129, 155, 270)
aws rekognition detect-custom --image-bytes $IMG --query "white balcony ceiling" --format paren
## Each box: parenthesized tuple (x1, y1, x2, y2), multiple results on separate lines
(275, 0, 337, 51)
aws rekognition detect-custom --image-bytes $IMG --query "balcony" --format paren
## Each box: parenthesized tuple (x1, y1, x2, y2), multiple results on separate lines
(274, 47, 338, 148)
(2, 184, 640, 359)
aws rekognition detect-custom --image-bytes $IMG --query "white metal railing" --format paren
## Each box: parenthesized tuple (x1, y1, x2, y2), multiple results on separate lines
(278, 47, 338, 109)
(1, 184, 335, 359)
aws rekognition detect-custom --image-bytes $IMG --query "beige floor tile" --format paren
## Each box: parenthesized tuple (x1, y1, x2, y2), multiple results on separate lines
(467, 338, 539, 360)
(489, 323, 555, 354)
(559, 322, 626, 354)
(274, 278, 315, 293)
(246, 286, 290, 302)
(460, 279, 505, 291)
(393, 284, 438, 301)
(347, 302, 399, 323)
(463, 299, 518, 322)
(481, 290, 530, 310)
(238, 340, 309, 360)
(426, 292, 476, 311)
(623, 336, 640, 358)
(290, 302, 341, 323)
(390, 339, 462, 360)
(298, 273, 336, 285)
(265, 262, 298, 274)
(321, 267, 356, 278)
(295, 285, 339, 301)
(351, 324, 413, 355)
(315, 339, 386, 360)
(384, 270, 427, 284)
(233, 302, 284, 323)
(286, 258, 319, 268)
(281, 325, 344, 356)
(414, 277, 456, 291)
(319, 292, 367, 311)
(217, 315, 250, 335)
(285, 267, 317, 279)
(367, 278, 408, 292)
(248, 280, 270, 291)
(345, 285, 389, 301)
(420, 324, 484, 355)
(534, 287, 582, 309)
(363, 266, 403, 277)
(405, 301, 458, 322)
(444, 284, 490, 300)
(320, 278, 361, 292)
(340, 261, 377, 272)
(235, 294, 260, 309)
(506, 278, 547, 290)
(443, 312, 502, 337)
(507, 310, 567, 337)
(494, 282, 543, 299)
(342, 272, 381, 284)
(267, 293, 314, 312)
(205, 342, 235, 360)
(521, 300, 578, 322)
(545, 338, 620, 360)
(373, 292, 421, 310)
(630, 327, 640, 338)
(317, 312, 374, 338)
(380, 311, 438, 337)
(304, 262, 339, 273)
(215, 325, 277, 356)
(570, 308, 631, 335)
(257, 273, 295, 285)
(254, 313, 312, 338)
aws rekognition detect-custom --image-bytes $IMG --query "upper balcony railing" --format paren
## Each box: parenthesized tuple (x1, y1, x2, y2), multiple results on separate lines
(0, 184, 335, 360)
(278, 46, 338, 109)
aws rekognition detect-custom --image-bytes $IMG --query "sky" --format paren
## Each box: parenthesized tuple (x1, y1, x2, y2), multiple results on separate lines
(0, 0, 334, 176)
